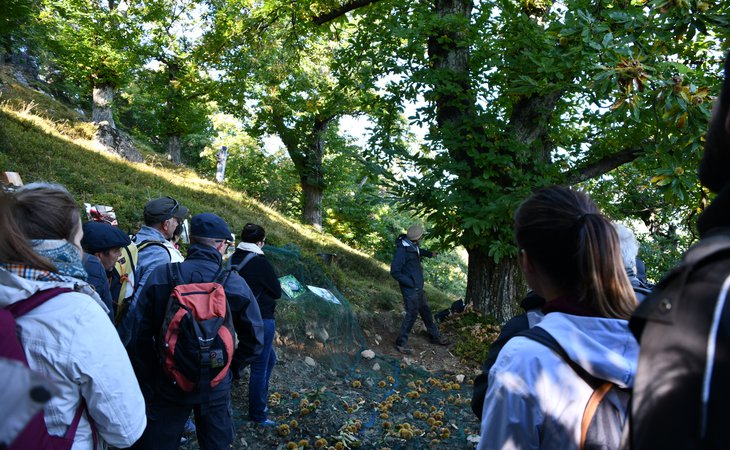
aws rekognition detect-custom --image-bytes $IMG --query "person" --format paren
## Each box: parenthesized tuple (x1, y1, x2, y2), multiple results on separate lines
(470, 290, 545, 420)
(129, 213, 264, 450)
(118, 196, 188, 346)
(613, 222, 652, 302)
(0, 182, 146, 448)
(80, 251, 114, 321)
(626, 53, 730, 449)
(390, 224, 449, 355)
(477, 186, 638, 450)
(229, 223, 282, 426)
(80, 220, 132, 319)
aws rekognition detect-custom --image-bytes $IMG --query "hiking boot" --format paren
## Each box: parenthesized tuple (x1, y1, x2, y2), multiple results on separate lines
(395, 344, 413, 355)
(431, 335, 450, 346)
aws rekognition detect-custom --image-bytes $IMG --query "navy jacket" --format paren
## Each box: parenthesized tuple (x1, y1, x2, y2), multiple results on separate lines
(390, 234, 433, 297)
(230, 249, 282, 320)
(82, 253, 114, 321)
(129, 244, 264, 403)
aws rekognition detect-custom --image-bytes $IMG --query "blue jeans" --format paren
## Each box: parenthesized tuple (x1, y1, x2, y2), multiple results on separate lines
(249, 319, 276, 422)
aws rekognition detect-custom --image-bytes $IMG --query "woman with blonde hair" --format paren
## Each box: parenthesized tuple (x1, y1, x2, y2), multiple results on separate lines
(0, 183, 146, 449)
(477, 186, 638, 450)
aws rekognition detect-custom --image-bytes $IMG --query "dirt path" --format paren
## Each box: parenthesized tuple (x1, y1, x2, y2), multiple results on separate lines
(182, 317, 483, 449)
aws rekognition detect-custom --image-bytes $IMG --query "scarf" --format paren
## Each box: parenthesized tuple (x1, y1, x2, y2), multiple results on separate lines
(0, 262, 66, 282)
(236, 242, 264, 255)
(30, 239, 88, 281)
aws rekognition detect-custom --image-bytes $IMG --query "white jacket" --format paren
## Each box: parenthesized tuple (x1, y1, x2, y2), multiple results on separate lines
(0, 268, 146, 449)
(478, 312, 639, 450)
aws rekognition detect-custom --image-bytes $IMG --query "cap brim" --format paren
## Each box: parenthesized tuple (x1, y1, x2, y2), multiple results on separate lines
(173, 206, 189, 219)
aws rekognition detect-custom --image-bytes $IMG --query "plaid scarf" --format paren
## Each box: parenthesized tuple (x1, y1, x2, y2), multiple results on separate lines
(0, 239, 88, 282)
(0, 263, 66, 282)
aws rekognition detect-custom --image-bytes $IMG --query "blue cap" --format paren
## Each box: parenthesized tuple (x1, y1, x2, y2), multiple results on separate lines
(190, 213, 233, 241)
(81, 221, 131, 253)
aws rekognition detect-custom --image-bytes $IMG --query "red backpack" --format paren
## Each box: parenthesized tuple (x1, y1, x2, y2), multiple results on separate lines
(159, 263, 236, 393)
(2, 288, 95, 450)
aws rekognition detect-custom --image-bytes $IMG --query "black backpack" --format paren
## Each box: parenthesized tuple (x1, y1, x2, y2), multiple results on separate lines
(518, 327, 630, 450)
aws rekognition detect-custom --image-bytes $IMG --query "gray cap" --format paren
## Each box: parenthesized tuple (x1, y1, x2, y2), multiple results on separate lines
(143, 196, 189, 224)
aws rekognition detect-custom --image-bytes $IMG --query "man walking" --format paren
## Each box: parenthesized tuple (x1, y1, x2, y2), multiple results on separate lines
(129, 213, 264, 450)
(390, 224, 449, 355)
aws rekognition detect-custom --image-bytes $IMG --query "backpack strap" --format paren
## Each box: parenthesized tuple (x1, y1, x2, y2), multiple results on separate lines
(581, 382, 614, 450)
(232, 252, 258, 273)
(517, 326, 613, 450)
(6, 287, 95, 447)
(168, 262, 183, 288)
(137, 240, 172, 258)
(6, 288, 74, 318)
(517, 326, 602, 388)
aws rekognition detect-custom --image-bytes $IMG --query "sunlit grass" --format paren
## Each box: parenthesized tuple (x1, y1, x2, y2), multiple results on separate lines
(0, 74, 452, 312)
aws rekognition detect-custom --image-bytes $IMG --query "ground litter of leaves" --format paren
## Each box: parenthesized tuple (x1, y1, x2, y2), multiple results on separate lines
(180, 327, 482, 450)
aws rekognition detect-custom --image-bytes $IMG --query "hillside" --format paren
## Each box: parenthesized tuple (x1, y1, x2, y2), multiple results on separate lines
(0, 66, 454, 315)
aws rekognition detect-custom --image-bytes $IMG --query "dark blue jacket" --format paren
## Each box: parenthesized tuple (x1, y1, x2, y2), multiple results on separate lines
(129, 244, 264, 404)
(390, 234, 433, 297)
(82, 253, 114, 321)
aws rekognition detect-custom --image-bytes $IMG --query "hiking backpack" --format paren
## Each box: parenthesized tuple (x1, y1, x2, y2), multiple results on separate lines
(158, 263, 236, 393)
(113, 239, 170, 324)
(2, 288, 94, 450)
(518, 326, 630, 450)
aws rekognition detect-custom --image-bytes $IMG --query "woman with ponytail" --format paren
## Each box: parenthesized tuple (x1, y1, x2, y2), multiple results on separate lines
(477, 186, 639, 450)
(0, 183, 146, 449)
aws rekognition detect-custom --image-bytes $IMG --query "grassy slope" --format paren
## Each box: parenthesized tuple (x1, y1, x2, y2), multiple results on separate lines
(0, 68, 452, 318)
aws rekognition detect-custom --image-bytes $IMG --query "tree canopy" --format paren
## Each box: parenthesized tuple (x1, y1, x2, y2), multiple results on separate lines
(3, 0, 729, 321)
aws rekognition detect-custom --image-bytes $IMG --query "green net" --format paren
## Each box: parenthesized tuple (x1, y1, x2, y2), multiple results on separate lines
(216, 244, 481, 449)
(263, 244, 369, 370)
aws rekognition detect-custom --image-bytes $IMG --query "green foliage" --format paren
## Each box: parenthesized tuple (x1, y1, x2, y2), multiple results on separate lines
(0, 0, 39, 55)
(198, 113, 302, 215)
(442, 311, 501, 367)
(38, 0, 144, 92)
(327, 0, 730, 315)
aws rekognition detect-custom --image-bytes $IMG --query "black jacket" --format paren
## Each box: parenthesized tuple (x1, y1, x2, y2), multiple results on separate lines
(471, 292, 546, 419)
(230, 249, 282, 320)
(128, 244, 264, 404)
(390, 234, 433, 297)
(627, 185, 730, 449)
(82, 253, 114, 321)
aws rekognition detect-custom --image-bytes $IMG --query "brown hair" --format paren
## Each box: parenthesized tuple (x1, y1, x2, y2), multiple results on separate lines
(514, 186, 636, 319)
(0, 183, 81, 271)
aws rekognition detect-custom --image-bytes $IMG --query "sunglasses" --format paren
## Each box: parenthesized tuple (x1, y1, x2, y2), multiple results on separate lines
(164, 196, 180, 220)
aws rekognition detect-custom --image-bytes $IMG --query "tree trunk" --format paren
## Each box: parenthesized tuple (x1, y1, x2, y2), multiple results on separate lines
(466, 247, 525, 323)
(92, 84, 115, 128)
(297, 118, 330, 231)
(168, 134, 181, 164)
(215, 146, 229, 183)
(302, 181, 323, 231)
